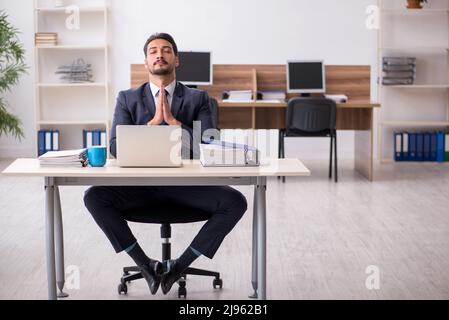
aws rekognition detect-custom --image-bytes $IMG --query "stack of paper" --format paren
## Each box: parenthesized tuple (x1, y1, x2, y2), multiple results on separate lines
(55, 58, 94, 83)
(382, 57, 416, 85)
(222, 90, 253, 102)
(39, 149, 88, 167)
(257, 90, 286, 102)
(325, 94, 348, 103)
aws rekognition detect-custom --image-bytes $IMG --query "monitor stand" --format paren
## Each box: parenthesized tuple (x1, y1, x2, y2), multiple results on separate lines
(299, 93, 325, 98)
(187, 85, 198, 89)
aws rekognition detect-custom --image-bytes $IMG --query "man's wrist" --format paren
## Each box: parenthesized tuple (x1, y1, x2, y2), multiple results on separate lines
(148, 118, 161, 126)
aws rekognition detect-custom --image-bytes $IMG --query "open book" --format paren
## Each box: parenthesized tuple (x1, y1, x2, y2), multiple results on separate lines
(39, 149, 88, 167)
(199, 140, 260, 167)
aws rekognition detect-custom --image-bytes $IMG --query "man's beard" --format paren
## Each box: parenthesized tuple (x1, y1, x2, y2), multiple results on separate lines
(150, 64, 175, 76)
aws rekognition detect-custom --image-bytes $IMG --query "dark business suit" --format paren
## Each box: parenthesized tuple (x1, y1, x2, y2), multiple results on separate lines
(83, 82, 247, 259)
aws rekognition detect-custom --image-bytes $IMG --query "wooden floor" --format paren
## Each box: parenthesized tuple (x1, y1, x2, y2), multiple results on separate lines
(1, 158, 449, 300)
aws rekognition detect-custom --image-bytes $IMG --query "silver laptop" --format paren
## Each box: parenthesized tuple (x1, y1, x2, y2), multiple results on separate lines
(116, 125, 182, 167)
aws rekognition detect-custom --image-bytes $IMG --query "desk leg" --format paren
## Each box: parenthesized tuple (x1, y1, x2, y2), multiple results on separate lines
(54, 186, 69, 298)
(45, 177, 57, 300)
(249, 185, 258, 299)
(354, 109, 374, 181)
(256, 177, 267, 300)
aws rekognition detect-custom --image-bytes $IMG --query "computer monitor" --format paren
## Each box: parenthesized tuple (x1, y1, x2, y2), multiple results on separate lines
(287, 60, 326, 94)
(176, 51, 213, 86)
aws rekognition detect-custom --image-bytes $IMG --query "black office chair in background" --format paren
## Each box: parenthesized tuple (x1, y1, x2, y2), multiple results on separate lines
(279, 97, 338, 183)
(117, 97, 223, 299)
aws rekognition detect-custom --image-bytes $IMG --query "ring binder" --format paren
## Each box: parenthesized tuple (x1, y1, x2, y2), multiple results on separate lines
(200, 140, 260, 167)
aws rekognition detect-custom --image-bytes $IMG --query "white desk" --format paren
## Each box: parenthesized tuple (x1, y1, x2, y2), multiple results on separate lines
(2, 158, 310, 300)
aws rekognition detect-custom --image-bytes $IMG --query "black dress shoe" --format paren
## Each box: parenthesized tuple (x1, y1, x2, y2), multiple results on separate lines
(161, 259, 183, 295)
(141, 260, 163, 295)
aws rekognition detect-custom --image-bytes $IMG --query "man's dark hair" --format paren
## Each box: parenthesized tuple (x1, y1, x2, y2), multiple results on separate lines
(143, 33, 178, 57)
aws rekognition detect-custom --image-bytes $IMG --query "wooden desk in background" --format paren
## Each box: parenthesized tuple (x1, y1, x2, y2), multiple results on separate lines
(131, 64, 381, 181)
(218, 100, 380, 181)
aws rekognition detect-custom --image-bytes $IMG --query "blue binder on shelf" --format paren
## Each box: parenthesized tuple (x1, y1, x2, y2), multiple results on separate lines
(394, 132, 403, 161)
(38, 130, 46, 156)
(423, 132, 431, 161)
(416, 133, 424, 162)
(408, 133, 417, 162)
(429, 132, 437, 162)
(52, 130, 60, 151)
(402, 132, 409, 161)
(93, 130, 101, 146)
(436, 132, 445, 162)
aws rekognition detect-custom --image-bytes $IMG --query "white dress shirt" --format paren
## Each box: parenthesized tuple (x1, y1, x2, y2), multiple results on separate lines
(149, 80, 176, 109)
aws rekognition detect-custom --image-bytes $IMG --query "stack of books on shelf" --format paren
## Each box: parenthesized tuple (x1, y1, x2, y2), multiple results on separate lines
(382, 57, 416, 86)
(55, 58, 93, 83)
(257, 90, 286, 102)
(39, 149, 88, 167)
(222, 90, 253, 102)
(35, 32, 58, 46)
(394, 131, 449, 162)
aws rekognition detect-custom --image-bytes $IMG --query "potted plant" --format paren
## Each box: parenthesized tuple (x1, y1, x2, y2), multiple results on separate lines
(0, 10, 26, 141)
(407, 0, 428, 9)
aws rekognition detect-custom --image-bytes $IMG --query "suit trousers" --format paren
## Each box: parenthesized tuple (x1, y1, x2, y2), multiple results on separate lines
(83, 185, 248, 259)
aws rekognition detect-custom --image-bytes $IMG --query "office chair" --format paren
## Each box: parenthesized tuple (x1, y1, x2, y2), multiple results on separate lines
(279, 97, 338, 183)
(118, 205, 223, 298)
(209, 97, 220, 131)
(117, 97, 223, 299)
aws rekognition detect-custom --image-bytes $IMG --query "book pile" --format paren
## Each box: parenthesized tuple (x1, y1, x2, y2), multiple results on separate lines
(382, 57, 416, 85)
(257, 90, 286, 102)
(200, 140, 259, 167)
(222, 90, 253, 102)
(55, 58, 93, 83)
(324, 94, 348, 103)
(39, 149, 88, 167)
(35, 32, 58, 46)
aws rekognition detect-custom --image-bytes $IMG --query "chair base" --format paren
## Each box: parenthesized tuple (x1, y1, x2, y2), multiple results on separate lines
(119, 265, 222, 298)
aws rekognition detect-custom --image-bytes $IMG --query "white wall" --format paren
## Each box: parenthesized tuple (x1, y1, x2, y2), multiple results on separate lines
(0, 0, 379, 159)
(0, 0, 36, 158)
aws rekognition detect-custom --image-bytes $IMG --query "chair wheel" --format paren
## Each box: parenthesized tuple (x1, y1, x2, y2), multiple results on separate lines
(178, 286, 187, 298)
(213, 278, 223, 289)
(118, 283, 128, 295)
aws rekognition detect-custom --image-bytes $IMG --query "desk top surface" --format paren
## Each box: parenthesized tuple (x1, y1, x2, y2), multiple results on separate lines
(219, 101, 381, 109)
(2, 159, 310, 178)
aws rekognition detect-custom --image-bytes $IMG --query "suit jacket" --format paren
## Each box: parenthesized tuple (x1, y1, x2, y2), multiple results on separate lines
(110, 81, 214, 158)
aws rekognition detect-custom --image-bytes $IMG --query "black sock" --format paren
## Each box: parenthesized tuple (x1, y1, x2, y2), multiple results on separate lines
(176, 247, 200, 272)
(127, 243, 151, 268)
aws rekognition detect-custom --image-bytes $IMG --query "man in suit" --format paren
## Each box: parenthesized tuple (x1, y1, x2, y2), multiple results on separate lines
(83, 33, 248, 295)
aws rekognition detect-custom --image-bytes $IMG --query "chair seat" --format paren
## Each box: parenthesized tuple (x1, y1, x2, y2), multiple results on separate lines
(123, 204, 212, 224)
(285, 128, 333, 137)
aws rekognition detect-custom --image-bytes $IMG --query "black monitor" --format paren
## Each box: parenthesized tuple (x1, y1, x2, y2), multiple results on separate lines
(176, 51, 213, 86)
(287, 60, 326, 94)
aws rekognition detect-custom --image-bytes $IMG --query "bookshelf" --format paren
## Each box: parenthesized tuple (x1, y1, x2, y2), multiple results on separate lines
(378, 0, 449, 162)
(33, 0, 109, 154)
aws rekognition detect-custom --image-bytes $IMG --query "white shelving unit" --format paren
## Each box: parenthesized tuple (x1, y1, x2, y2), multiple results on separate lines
(33, 0, 109, 154)
(378, 0, 449, 162)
